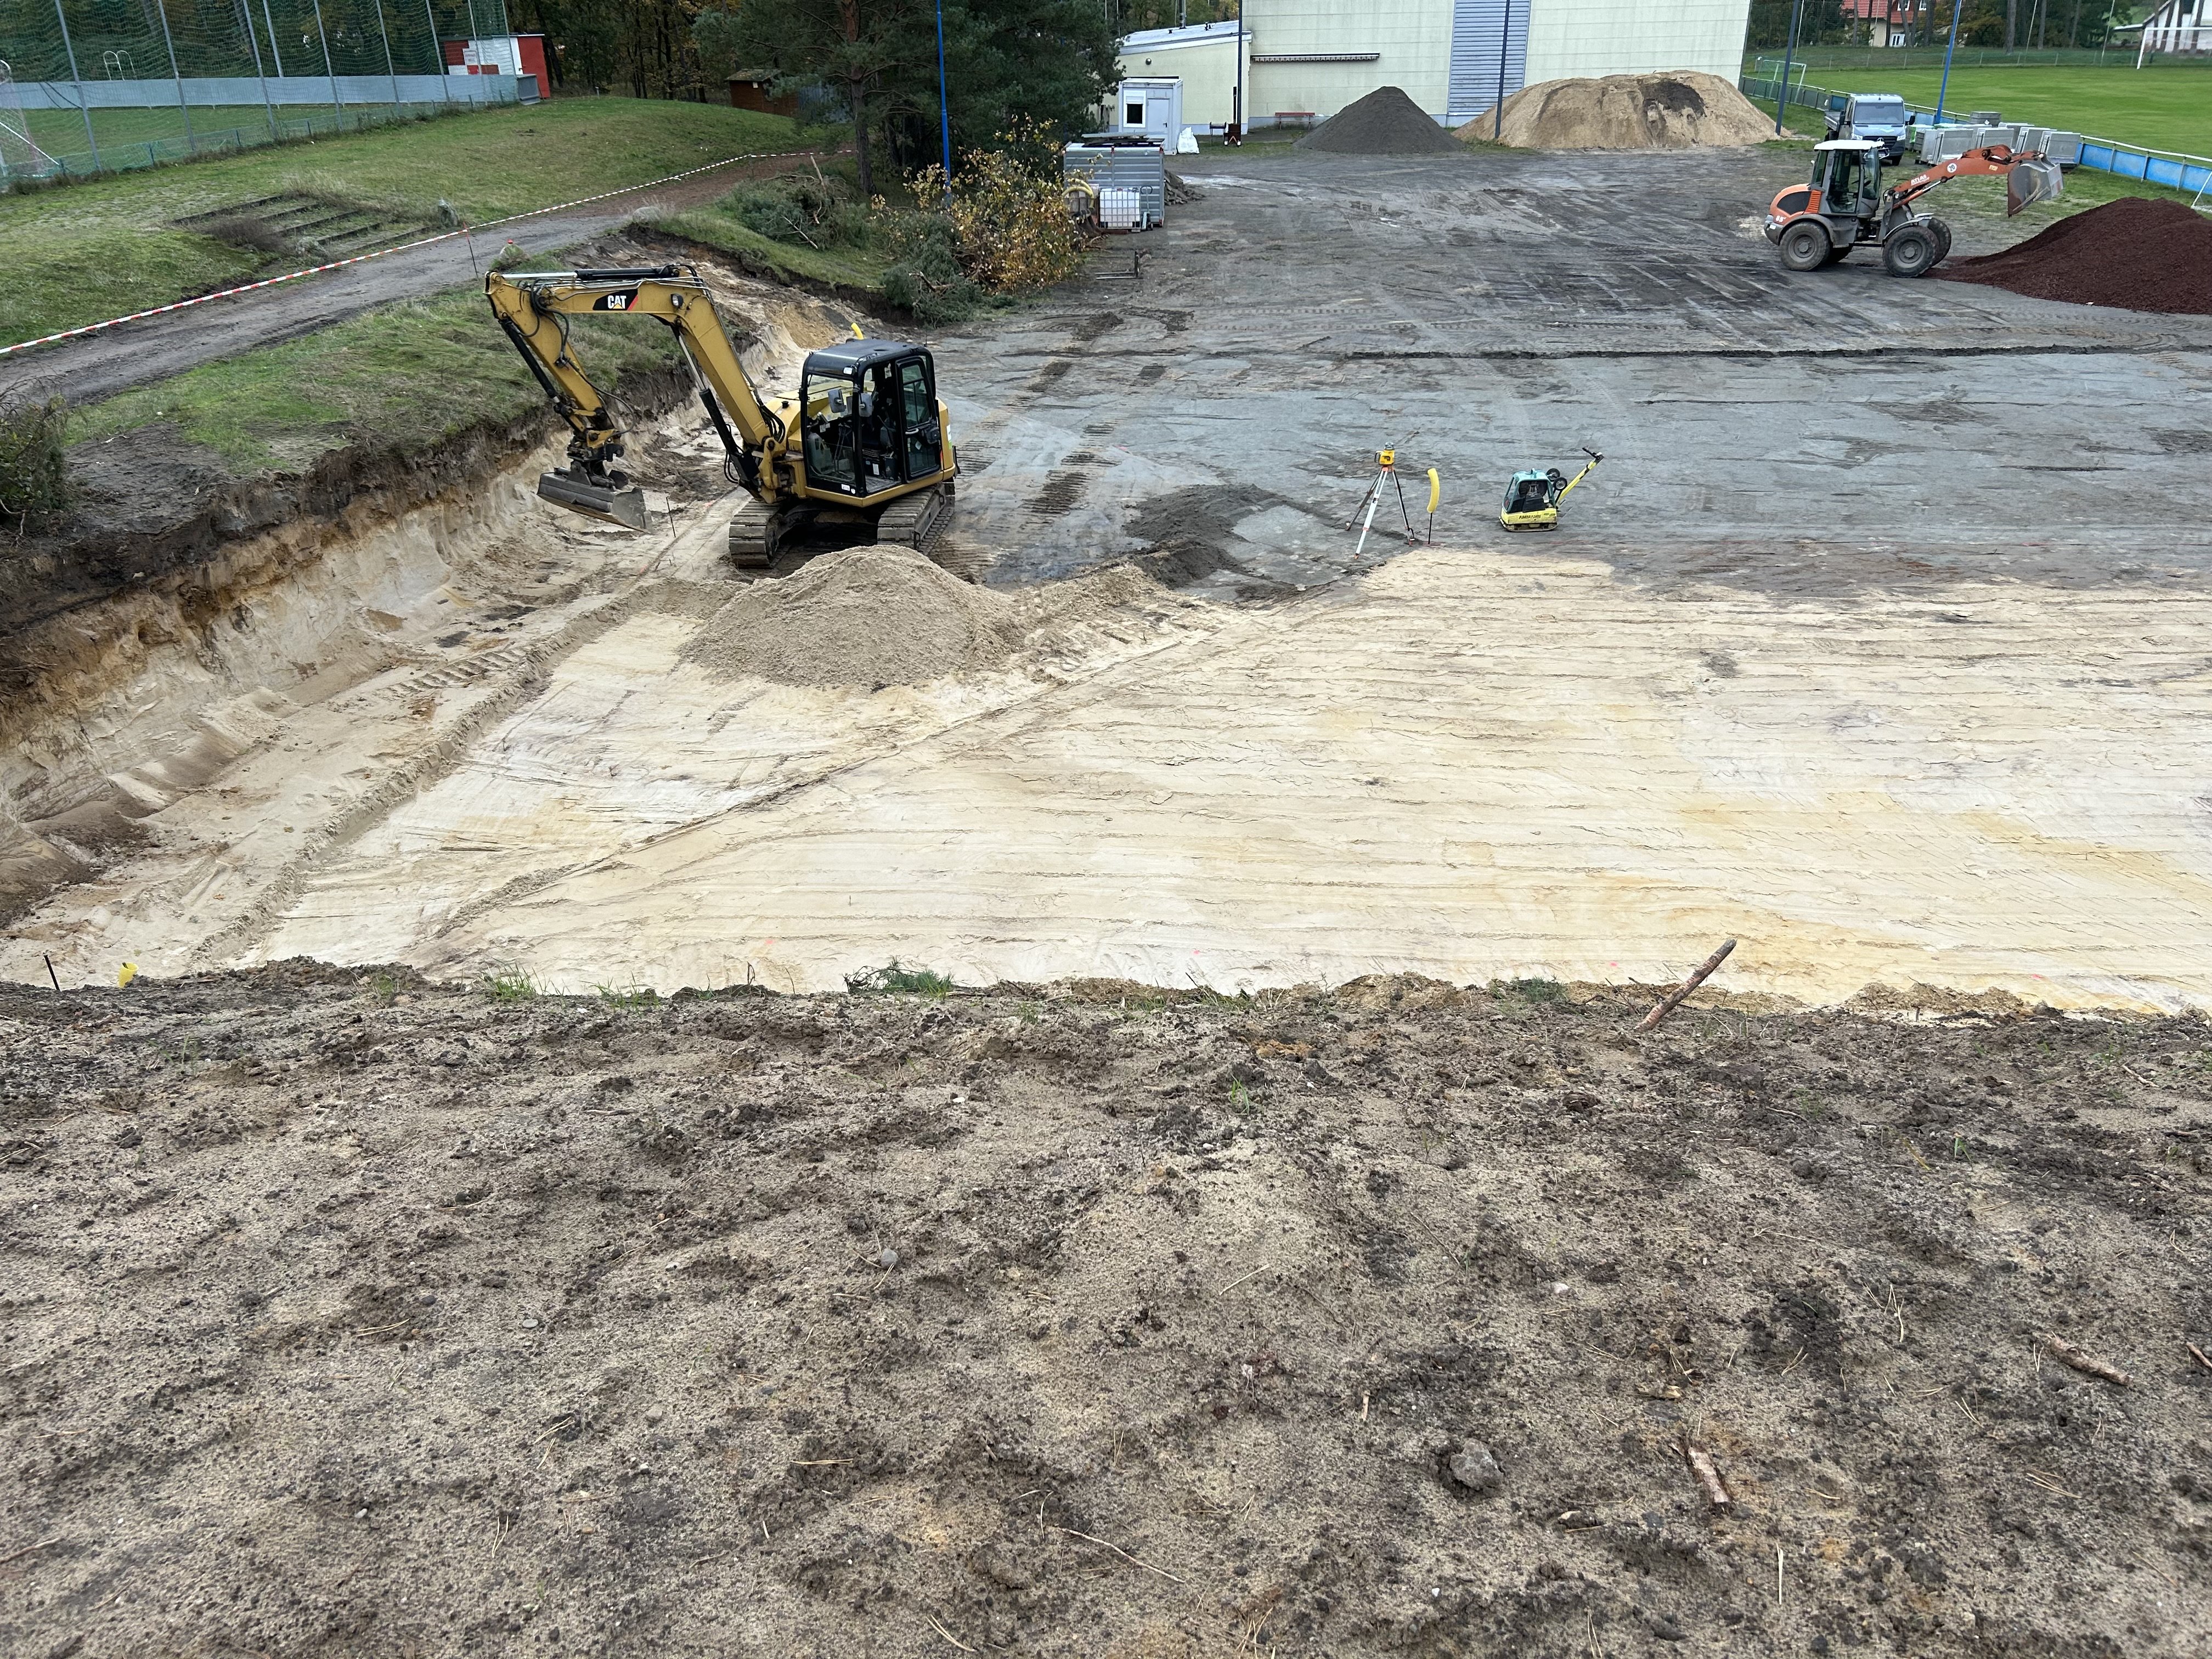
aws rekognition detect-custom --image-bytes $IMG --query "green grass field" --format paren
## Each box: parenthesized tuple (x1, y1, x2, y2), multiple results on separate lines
(1762, 63, 2211, 158)
(69, 290, 681, 475)
(1, 98, 812, 346)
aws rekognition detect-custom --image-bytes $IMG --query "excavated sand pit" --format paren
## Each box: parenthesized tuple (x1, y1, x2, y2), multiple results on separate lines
(1458, 72, 1775, 150)
(1, 967, 2206, 1657)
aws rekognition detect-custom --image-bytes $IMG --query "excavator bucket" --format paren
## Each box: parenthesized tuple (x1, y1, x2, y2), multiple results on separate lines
(2007, 158, 2064, 217)
(538, 471, 650, 531)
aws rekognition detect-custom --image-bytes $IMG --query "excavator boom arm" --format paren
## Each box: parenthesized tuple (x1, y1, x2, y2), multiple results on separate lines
(484, 264, 783, 475)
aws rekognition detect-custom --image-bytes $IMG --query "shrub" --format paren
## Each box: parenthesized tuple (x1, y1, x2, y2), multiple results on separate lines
(878, 207, 985, 323)
(726, 173, 853, 248)
(0, 387, 69, 532)
(909, 120, 1086, 297)
(845, 960, 956, 998)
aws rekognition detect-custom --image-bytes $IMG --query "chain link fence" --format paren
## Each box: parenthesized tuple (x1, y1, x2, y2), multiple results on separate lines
(1, 0, 518, 182)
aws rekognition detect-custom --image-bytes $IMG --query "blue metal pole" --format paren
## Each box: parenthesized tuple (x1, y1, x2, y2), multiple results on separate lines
(1494, 0, 1510, 138)
(1776, 0, 1805, 136)
(1935, 0, 1963, 122)
(934, 0, 951, 196)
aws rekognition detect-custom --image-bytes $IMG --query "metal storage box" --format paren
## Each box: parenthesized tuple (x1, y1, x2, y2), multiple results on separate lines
(1064, 142, 1166, 230)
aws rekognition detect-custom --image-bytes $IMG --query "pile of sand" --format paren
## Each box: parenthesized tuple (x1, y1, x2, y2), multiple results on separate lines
(1939, 196, 2212, 315)
(682, 544, 1026, 687)
(681, 545, 1190, 689)
(1457, 71, 1774, 150)
(1296, 86, 1459, 155)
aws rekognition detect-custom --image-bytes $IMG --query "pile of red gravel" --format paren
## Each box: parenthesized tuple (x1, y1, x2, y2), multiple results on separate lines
(1939, 195, 2212, 314)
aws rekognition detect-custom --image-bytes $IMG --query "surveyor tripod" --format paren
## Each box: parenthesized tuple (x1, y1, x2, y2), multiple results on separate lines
(1345, 450, 1420, 559)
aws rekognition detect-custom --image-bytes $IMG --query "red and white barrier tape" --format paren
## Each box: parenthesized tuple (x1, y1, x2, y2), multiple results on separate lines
(1, 148, 810, 361)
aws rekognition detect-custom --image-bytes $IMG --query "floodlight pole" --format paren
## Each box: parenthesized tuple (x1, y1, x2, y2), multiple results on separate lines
(425, 0, 454, 102)
(50, 0, 101, 170)
(1494, 0, 1511, 139)
(374, 0, 403, 110)
(311, 0, 347, 129)
(934, 0, 951, 196)
(1934, 0, 1963, 122)
(151, 0, 196, 152)
(236, 0, 280, 139)
(1776, 0, 1805, 136)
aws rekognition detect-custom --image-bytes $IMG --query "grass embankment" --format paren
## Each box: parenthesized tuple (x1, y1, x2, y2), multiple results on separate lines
(0, 97, 811, 346)
(67, 291, 681, 476)
(1753, 63, 2211, 157)
(658, 198, 890, 297)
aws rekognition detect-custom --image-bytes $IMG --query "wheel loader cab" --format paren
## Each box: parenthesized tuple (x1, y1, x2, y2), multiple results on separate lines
(1813, 140, 1881, 223)
(799, 340, 944, 498)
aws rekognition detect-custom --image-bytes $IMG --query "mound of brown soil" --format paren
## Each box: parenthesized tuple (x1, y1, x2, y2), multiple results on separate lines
(1296, 86, 1459, 154)
(1937, 195, 2212, 315)
(1458, 71, 1774, 149)
(682, 543, 1026, 687)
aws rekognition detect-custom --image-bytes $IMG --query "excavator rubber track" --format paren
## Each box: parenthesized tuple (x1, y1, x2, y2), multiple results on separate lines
(870, 482, 955, 551)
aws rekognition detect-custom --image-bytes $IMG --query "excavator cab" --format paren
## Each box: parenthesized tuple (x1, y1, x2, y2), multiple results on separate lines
(797, 341, 946, 498)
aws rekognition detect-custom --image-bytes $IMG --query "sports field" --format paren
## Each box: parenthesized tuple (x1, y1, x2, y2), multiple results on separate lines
(1762, 60, 2212, 157)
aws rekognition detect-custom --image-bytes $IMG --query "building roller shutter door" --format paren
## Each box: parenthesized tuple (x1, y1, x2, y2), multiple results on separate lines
(1448, 0, 1529, 125)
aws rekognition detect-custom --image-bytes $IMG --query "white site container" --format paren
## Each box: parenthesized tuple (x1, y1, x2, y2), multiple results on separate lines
(1110, 77, 1183, 143)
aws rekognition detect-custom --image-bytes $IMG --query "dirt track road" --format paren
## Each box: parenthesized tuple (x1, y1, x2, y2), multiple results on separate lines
(6, 157, 804, 408)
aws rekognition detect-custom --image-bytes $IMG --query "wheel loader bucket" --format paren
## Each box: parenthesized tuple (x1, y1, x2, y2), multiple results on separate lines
(2007, 158, 2063, 217)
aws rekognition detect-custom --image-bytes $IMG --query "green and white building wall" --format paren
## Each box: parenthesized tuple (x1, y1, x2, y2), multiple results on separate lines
(1114, 0, 1753, 130)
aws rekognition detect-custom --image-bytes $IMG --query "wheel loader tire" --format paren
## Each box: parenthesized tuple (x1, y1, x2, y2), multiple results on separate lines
(1779, 220, 1831, 273)
(1929, 217, 1953, 263)
(1883, 224, 1939, 279)
(1819, 244, 1849, 267)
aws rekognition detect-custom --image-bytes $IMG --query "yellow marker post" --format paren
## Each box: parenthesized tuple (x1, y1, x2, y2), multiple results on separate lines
(117, 962, 138, 987)
(1426, 467, 1442, 544)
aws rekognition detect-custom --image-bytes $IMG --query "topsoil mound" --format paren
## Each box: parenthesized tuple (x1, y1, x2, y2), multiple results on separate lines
(1296, 86, 1459, 154)
(1938, 195, 2212, 315)
(682, 544, 1026, 686)
(1457, 71, 1774, 149)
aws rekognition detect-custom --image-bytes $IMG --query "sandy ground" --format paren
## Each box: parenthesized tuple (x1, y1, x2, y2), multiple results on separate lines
(1, 969, 2207, 1658)
(9, 146, 2212, 1011)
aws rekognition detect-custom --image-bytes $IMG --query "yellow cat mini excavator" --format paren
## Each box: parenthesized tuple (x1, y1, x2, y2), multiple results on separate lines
(485, 263, 956, 568)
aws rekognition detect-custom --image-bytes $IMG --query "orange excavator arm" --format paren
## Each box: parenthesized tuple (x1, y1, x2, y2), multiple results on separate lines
(1887, 144, 2064, 217)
